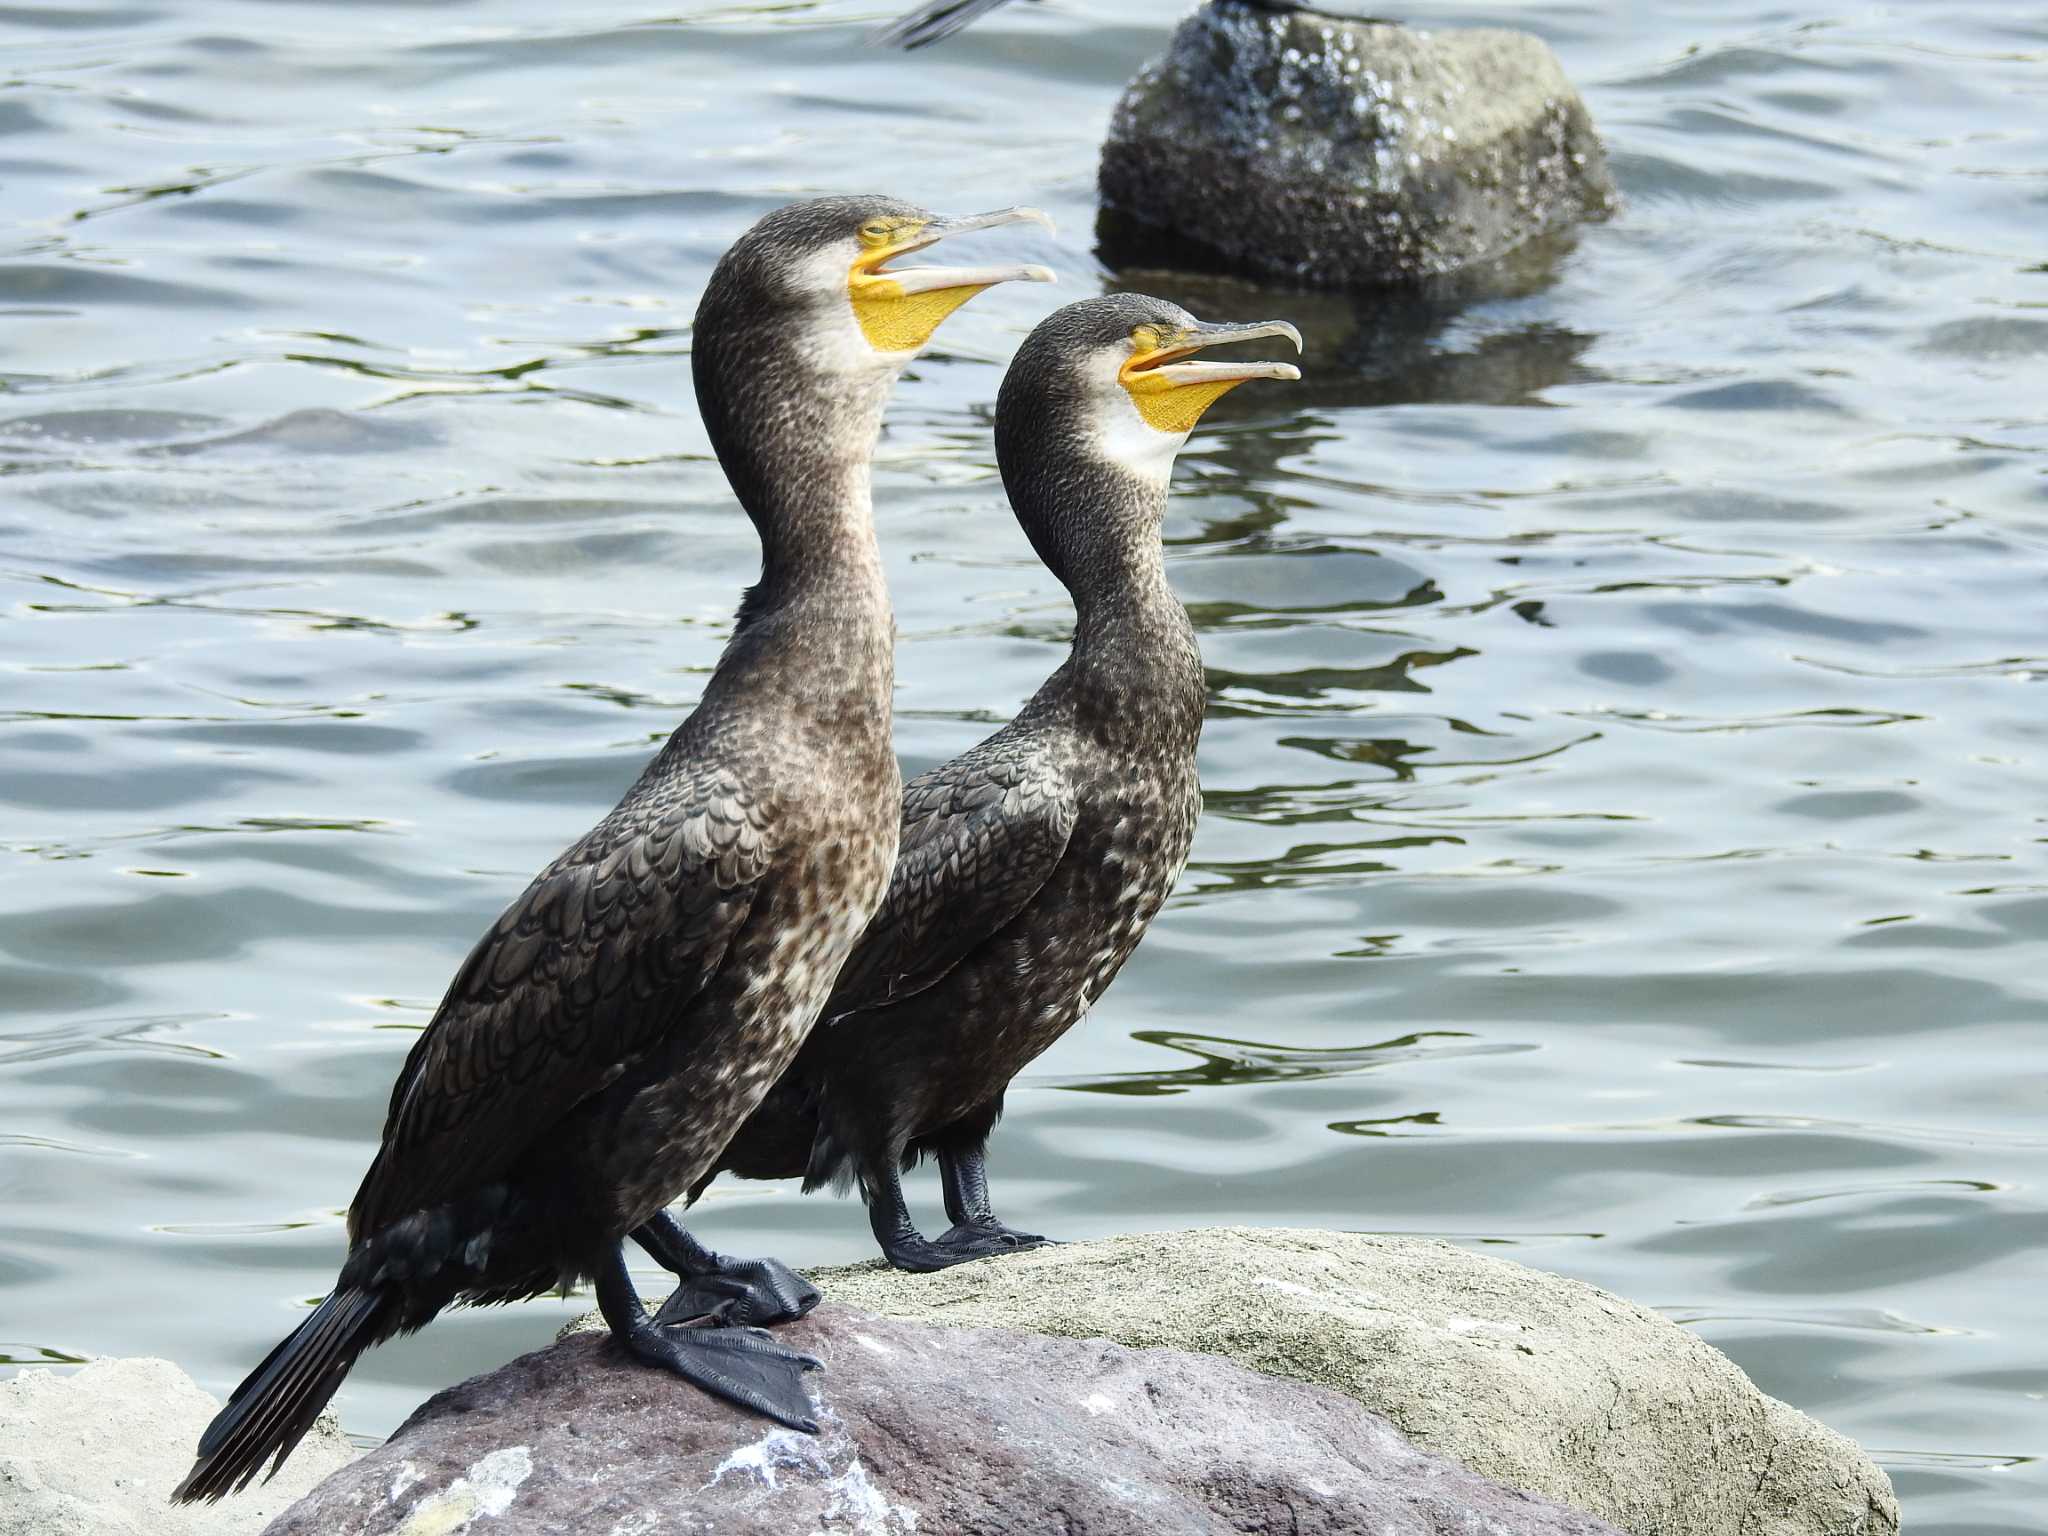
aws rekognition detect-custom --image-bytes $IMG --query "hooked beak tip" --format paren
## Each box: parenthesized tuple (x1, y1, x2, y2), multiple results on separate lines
(935, 205, 1056, 241)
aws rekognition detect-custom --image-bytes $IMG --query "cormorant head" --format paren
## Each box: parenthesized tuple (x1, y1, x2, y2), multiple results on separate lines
(701, 196, 1055, 383)
(995, 295, 1299, 585)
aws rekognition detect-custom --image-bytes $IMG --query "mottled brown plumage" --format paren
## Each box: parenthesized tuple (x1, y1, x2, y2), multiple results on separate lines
(173, 196, 1055, 1500)
(704, 296, 1299, 1270)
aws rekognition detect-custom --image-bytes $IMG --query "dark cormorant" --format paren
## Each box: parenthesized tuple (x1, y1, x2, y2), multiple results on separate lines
(692, 294, 1299, 1274)
(877, 0, 1304, 52)
(172, 197, 1054, 1501)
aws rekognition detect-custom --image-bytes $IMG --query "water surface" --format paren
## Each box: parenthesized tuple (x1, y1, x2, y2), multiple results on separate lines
(2, 2, 2044, 1530)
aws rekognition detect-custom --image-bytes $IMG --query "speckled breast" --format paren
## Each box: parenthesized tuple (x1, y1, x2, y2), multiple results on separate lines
(928, 751, 1201, 1127)
(591, 767, 900, 1235)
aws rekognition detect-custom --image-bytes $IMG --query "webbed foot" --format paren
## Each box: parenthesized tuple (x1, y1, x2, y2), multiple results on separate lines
(651, 1254, 821, 1329)
(933, 1219, 1051, 1260)
(878, 1231, 972, 1272)
(634, 1212, 820, 1327)
(626, 1321, 822, 1432)
(599, 1243, 821, 1433)
(868, 1156, 1045, 1272)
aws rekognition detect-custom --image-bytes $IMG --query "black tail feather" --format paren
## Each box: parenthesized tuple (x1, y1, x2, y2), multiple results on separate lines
(801, 1120, 856, 1197)
(173, 1286, 393, 1503)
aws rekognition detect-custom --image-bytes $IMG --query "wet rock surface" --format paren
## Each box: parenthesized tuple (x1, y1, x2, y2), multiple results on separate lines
(267, 1304, 1623, 1535)
(1099, 2, 1616, 286)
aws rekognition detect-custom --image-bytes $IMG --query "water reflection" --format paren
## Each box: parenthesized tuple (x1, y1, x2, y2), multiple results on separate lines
(1102, 226, 1596, 411)
(4, 3, 2046, 1532)
(1044, 1027, 1536, 1095)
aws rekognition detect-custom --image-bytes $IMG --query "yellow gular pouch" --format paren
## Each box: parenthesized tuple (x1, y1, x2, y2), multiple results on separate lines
(851, 275, 993, 355)
(1120, 366, 1251, 437)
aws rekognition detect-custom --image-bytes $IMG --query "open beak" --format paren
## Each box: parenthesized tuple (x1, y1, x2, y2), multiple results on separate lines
(1119, 317, 1303, 433)
(857, 206, 1057, 294)
(850, 206, 1056, 353)
(1121, 318, 1304, 387)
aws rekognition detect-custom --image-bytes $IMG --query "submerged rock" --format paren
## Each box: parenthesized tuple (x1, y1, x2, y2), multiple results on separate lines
(808, 1228, 1900, 1536)
(0, 1356, 358, 1536)
(1099, 3, 1616, 287)
(268, 1304, 1620, 1535)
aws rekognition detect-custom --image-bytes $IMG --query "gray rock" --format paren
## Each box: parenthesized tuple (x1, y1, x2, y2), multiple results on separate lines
(800, 1228, 1899, 1536)
(1099, 3, 1617, 287)
(268, 1304, 1621, 1535)
(0, 1356, 359, 1536)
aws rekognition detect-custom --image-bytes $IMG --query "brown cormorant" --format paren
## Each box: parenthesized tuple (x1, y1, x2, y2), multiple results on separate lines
(691, 294, 1299, 1274)
(172, 197, 1054, 1500)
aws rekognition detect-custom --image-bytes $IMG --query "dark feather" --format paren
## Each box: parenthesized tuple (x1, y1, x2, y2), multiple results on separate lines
(350, 757, 773, 1241)
(872, 0, 1025, 49)
(823, 734, 1074, 1017)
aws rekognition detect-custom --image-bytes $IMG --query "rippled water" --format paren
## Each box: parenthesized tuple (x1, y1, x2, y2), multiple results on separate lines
(3, 1, 2044, 1529)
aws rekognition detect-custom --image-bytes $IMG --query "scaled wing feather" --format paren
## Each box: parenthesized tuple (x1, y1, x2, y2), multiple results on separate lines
(825, 738, 1073, 1017)
(349, 768, 775, 1238)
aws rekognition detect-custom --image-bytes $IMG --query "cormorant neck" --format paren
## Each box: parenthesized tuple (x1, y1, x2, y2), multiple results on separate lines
(1016, 466, 1200, 714)
(1003, 456, 1182, 632)
(736, 436, 890, 628)
(1065, 498, 1203, 738)
(995, 400, 1202, 725)
(1068, 496, 1184, 646)
(692, 296, 897, 628)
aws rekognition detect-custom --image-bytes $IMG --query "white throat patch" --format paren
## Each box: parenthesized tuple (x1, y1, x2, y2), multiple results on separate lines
(1091, 380, 1187, 490)
(787, 241, 899, 381)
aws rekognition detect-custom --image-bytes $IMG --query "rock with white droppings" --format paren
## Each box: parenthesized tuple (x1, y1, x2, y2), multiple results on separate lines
(0, 1356, 359, 1536)
(1098, 2, 1616, 287)
(266, 1305, 1618, 1535)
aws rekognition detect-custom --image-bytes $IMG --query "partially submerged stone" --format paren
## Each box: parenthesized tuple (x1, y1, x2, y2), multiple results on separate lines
(270, 1304, 1621, 1535)
(0, 1356, 358, 1536)
(1099, 2, 1617, 287)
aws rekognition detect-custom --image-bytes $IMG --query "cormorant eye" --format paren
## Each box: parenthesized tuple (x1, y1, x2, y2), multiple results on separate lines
(1130, 324, 1159, 353)
(859, 220, 894, 247)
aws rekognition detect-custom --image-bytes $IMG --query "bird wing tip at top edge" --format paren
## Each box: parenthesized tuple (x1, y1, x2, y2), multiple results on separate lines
(869, 0, 1012, 50)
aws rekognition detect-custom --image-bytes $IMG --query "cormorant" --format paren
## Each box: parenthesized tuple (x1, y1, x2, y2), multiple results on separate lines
(878, 0, 1305, 52)
(691, 294, 1299, 1274)
(172, 197, 1054, 1501)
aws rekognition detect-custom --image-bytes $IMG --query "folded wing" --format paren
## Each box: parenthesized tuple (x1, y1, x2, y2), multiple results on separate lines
(825, 737, 1074, 1017)
(349, 766, 776, 1239)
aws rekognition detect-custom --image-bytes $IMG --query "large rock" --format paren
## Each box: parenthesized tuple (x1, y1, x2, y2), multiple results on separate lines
(804, 1229, 1898, 1536)
(0, 1356, 358, 1536)
(269, 1304, 1619, 1535)
(1099, 2, 1616, 287)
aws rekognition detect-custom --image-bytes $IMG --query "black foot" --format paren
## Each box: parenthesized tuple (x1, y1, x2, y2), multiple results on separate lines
(634, 1213, 820, 1328)
(879, 1227, 1045, 1272)
(868, 1156, 1042, 1273)
(598, 1241, 821, 1434)
(623, 1320, 822, 1433)
(878, 1231, 972, 1272)
(651, 1254, 820, 1329)
(934, 1219, 1051, 1260)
